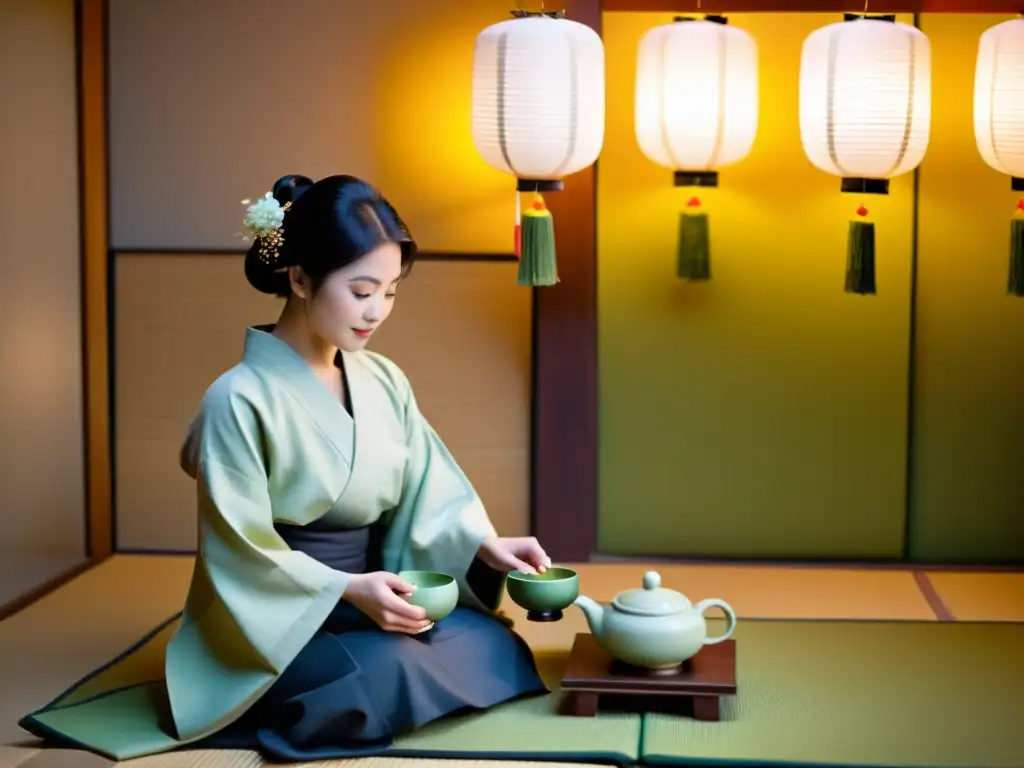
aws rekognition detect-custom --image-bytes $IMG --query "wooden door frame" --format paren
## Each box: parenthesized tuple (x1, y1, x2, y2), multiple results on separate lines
(78, 0, 112, 567)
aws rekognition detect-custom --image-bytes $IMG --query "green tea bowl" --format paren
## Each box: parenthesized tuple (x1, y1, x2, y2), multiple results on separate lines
(506, 566, 580, 622)
(399, 570, 459, 623)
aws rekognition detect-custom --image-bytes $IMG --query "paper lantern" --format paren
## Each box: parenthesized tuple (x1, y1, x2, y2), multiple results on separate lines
(471, 11, 605, 286)
(799, 15, 932, 295)
(974, 17, 1024, 296)
(635, 15, 758, 280)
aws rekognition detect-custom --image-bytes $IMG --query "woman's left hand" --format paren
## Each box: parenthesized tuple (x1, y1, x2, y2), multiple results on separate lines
(478, 536, 552, 575)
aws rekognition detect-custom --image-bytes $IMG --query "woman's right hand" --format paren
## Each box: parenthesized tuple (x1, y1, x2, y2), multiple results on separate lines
(344, 571, 432, 633)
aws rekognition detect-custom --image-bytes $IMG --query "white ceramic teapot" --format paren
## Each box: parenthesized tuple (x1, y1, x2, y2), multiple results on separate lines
(573, 571, 737, 670)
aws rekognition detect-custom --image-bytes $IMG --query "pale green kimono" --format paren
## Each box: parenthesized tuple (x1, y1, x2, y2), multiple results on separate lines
(21, 326, 505, 759)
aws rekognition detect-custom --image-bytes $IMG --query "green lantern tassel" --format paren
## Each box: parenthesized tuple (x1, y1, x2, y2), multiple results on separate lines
(518, 193, 558, 287)
(1008, 219, 1024, 297)
(846, 220, 877, 295)
(677, 211, 711, 280)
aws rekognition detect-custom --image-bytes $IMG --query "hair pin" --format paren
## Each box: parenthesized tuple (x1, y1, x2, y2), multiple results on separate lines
(239, 192, 292, 266)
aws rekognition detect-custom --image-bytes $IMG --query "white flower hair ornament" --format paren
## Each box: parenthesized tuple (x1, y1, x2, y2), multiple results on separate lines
(240, 192, 291, 267)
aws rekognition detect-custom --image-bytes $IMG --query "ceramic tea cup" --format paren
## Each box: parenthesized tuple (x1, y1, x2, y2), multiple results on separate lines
(506, 566, 580, 622)
(398, 570, 459, 624)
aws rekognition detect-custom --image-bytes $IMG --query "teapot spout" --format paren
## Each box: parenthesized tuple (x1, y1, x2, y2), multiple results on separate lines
(573, 595, 605, 637)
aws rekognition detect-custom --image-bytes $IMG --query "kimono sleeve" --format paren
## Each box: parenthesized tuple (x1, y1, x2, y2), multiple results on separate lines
(379, 372, 504, 613)
(166, 386, 349, 742)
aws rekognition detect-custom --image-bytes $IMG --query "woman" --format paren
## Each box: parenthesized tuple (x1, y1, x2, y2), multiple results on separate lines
(23, 174, 551, 762)
(188, 173, 552, 757)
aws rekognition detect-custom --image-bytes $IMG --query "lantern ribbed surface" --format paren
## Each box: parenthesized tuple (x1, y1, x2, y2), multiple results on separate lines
(635, 19, 759, 171)
(471, 15, 605, 181)
(799, 18, 932, 180)
(974, 18, 1024, 179)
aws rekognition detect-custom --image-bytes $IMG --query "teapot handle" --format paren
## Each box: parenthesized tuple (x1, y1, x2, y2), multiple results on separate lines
(694, 598, 737, 646)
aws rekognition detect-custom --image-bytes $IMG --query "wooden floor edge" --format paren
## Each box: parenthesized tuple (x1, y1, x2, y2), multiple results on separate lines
(0, 557, 105, 622)
(912, 570, 956, 622)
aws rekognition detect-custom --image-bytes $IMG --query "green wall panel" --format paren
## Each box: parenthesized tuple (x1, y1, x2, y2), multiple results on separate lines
(596, 13, 913, 559)
(908, 14, 1024, 564)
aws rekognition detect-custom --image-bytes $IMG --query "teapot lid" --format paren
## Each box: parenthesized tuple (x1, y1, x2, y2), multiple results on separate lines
(612, 571, 691, 616)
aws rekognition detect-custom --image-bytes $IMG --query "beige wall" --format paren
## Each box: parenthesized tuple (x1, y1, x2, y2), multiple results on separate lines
(107, 0, 522, 253)
(115, 256, 531, 551)
(0, 1, 86, 565)
(106, 0, 534, 551)
(106, 0, 534, 552)
(106, 0, 533, 551)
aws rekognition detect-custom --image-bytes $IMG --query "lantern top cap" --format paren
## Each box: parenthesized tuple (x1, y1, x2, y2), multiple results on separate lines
(807, 14, 928, 41)
(672, 14, 728, 24)
(511, 8, 565, 19)
(842, 12, 897, 22)
(477, 12, 602, 42)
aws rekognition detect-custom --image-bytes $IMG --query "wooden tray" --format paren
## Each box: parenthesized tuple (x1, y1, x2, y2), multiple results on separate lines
(559, 633, 737, 721)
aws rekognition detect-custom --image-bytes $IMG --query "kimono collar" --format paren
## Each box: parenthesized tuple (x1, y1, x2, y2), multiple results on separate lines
(241, 324, 347, 382)
(241, 325, 359, 461)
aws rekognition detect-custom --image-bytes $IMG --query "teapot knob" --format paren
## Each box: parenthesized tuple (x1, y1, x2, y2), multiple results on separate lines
(642, 571, 661, 590)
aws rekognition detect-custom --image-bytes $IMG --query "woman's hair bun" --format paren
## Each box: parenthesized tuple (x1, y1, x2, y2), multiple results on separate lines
(271, 174, 314, 207)
(244, 172, 417, 299)
(244, 174, 314, 296)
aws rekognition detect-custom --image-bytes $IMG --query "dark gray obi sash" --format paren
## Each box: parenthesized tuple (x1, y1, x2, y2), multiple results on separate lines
(273, 516, 504, 608)
(274, 517, 384, 574)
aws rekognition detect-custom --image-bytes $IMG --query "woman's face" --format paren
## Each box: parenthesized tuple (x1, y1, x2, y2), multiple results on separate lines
(299, 242, 404, 353)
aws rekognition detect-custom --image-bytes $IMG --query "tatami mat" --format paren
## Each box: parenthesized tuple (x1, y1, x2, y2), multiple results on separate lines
(641, 621, 1024, 768)
(925, 571, 1024, 622)
(0, 554, 983, 767)
(0, 557, 195, 767)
